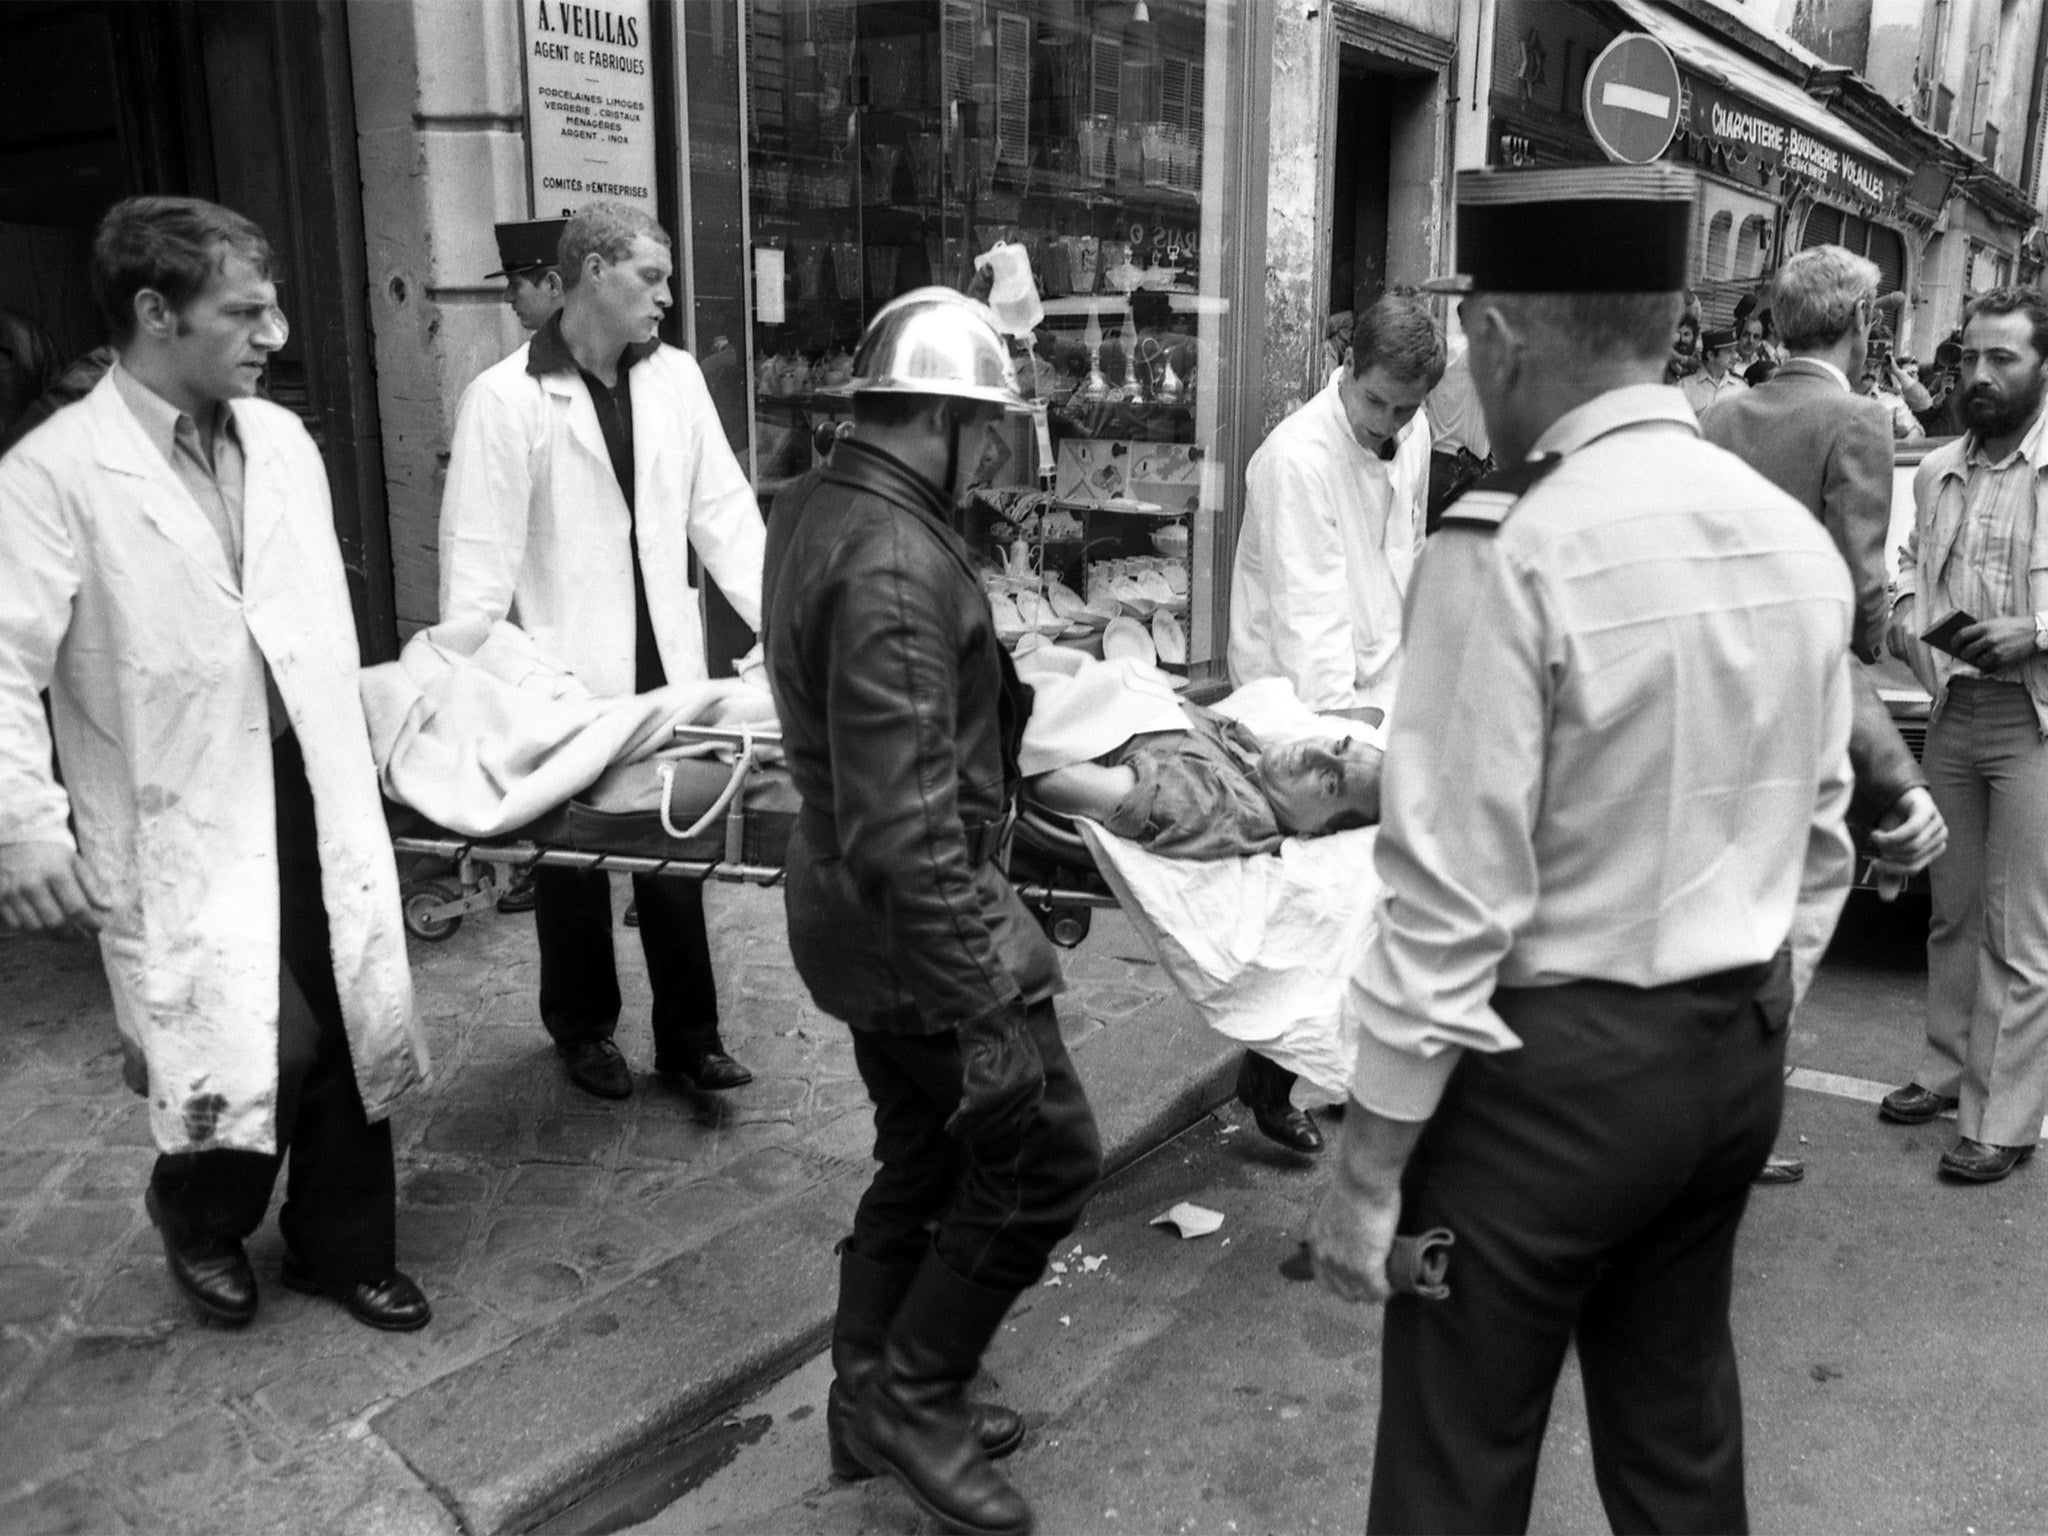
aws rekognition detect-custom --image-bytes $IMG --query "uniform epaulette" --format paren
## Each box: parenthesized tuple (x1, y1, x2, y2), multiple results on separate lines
(1436, 452, 1563, 533)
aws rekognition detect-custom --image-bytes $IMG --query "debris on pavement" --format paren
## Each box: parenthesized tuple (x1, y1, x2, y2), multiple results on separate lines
(1150, 1201, 1225, 1239)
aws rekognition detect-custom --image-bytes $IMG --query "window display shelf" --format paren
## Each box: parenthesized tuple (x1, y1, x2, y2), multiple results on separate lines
(737, 0, 1242, 674)
(1020, 182, 1203, 213)
(756, 390, 854, 412)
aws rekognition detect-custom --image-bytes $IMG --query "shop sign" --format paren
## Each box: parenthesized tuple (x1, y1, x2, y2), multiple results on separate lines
(523, 0, 657, 217)
(1685, 78, 1902, 211)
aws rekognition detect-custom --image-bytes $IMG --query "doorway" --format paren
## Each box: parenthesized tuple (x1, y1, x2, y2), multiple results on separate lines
(1327, 47, 1439, 334)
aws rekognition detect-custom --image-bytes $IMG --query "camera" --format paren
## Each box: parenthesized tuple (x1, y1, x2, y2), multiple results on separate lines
(1935, 338, 1964, 370)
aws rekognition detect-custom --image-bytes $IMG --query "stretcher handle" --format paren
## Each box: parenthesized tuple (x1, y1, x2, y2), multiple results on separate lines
(658, 729, 763, 843)
(672, 722, 783, 748)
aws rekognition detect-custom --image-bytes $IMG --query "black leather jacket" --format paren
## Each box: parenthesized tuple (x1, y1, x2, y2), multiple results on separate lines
(762, 439, 1061, 1033)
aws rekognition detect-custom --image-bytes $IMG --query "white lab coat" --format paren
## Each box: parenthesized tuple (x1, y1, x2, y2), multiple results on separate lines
(1228, 374, 1432, 714)
(437, 342, 764, 697)
(0, 377, 425, 1154)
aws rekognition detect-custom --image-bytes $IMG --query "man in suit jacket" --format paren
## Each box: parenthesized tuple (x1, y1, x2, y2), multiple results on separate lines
(1703, 284, 1892, 660)
(1702, 244, 1948, 1182)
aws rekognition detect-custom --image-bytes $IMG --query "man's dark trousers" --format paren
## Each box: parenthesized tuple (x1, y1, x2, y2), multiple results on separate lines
(534, 868, 722, 1071)
(848, 1000, 1101, 1290)
(1367, 958, 1790, 1536)
(148, 731, 397, 1285)
(531, 621, 724, 1072)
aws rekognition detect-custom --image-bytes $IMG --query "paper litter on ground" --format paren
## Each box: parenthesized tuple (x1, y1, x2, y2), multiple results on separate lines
(1150, 1201, 1225, 1239)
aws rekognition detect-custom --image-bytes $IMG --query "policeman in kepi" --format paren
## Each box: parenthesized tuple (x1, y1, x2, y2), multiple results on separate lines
(763, 289, 1103, 1536)
(1311, 166, 1856, 1533)
(488, 217, 566, 334)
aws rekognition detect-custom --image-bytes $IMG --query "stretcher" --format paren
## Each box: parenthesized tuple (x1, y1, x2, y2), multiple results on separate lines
(391, 724, 1118, 944)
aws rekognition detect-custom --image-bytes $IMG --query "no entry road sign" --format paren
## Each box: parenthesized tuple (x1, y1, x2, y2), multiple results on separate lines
(1583, 33, 1682, 165)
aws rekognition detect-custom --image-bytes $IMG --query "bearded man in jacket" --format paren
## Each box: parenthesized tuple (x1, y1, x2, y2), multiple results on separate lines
(0, 196, 431, 1332)
(763, 289, 1103, 1536)
(438, 200, 763, 1102)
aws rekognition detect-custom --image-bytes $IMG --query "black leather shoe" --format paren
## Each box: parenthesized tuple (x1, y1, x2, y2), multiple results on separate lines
(560, 1040, 633, 1099)
(665, 1050, 754, 1092)
(281, 1258, 432, 1331)
(1753, 1153, 1805, 1185)
(1938, 1138, 2036, 1183)
(494, 871, 537, 915)
(1879, 1083, 1959, 1124)
(623, 900, 640, 928)
(145, 1187, 256, 1326)
(1236, 1053, 1323, 1155)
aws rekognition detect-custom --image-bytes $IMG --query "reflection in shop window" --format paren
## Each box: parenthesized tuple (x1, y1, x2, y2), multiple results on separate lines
(738, 0, 1244, 678)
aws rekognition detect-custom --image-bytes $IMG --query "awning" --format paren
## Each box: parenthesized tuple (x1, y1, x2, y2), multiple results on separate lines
(1608, 0, 1909, 211)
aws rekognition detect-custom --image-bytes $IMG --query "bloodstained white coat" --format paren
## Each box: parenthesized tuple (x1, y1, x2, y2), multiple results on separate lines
(0, 376, 426, 1155)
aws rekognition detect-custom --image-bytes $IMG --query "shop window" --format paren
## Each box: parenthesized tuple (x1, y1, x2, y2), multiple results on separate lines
(1734, 215, 1769, 279)
(1703, 210, 1732, 280)
(728, 0, 1248, 677)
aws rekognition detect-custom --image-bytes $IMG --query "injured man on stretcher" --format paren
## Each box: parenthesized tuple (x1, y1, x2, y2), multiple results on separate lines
(1028, 698, 1381, 858)
(1013, 646, 1389, 1121)
(1015, 642, 1384, 851)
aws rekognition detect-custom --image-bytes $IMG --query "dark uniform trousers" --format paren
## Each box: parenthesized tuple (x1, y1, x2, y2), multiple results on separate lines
(148, 731, 397, 1285)
(534, 867, 721, 1070)
(1368, 954, 1791, 1536)
(848, 1000, 1102, 1293)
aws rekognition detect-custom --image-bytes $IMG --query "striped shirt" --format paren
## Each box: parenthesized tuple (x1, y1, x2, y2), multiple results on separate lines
(1936, 408, 2048, 682)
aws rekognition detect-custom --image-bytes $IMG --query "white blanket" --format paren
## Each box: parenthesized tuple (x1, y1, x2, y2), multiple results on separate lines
(360, 622, 771, 837)
(1078, 820, 1378, 1106)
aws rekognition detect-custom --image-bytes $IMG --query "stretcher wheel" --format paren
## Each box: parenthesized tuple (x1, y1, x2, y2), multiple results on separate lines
(402, 879, 463, 943)
(1037, 904, 1092, 949)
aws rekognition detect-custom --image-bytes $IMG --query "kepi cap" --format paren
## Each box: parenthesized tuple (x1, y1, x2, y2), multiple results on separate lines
(487, 218, 567, 280)
(1421, 165, 1696, 296)
(1700, 327, 1738, 351)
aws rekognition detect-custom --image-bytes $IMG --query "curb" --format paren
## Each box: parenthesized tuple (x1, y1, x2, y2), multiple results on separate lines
(371, 1015, 1242, 1534)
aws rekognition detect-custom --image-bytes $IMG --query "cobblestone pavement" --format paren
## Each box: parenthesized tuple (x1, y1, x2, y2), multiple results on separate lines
(0, 883, 1195, 1534)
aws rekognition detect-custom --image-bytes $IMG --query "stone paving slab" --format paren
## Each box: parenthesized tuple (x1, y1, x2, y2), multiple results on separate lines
(0, 881, 1236, 1533)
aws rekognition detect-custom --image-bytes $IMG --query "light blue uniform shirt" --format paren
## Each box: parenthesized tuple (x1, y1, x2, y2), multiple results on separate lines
(1346, 385, 1857, 1120)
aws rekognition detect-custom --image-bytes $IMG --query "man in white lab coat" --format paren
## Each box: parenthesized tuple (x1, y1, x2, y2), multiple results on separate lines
(1230, 292, 1443, 719)
(0, 196, 431, 1331)
(438, 200, 766, 1102)
(1225, 291, 1444, 1154)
